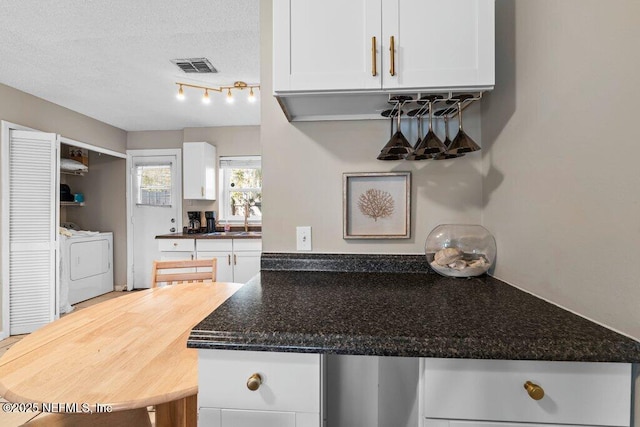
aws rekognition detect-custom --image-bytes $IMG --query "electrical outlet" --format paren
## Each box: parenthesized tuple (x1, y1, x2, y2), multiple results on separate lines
(296, 226, 312, 251)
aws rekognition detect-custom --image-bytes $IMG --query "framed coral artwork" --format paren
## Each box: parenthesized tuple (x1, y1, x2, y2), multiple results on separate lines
(343, 172, 411, 239)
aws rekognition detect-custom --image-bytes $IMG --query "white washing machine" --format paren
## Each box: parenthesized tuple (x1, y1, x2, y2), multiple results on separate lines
(60, 231, 114, 308)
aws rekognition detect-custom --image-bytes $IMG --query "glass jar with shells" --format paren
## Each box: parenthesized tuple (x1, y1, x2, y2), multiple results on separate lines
(425, 224, 496, 277)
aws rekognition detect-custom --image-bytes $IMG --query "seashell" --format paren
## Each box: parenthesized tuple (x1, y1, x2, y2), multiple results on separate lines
(468, 256, 489, 268)
(434, 247, 463, 266)
(448, 260, 468, 270)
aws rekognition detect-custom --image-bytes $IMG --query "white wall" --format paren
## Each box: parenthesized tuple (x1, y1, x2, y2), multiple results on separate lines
(482, 0, 640, 340)
(260, 0, 484, 253)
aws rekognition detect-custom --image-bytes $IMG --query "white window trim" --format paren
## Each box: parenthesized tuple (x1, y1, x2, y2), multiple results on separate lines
(218, 156, 262, 224)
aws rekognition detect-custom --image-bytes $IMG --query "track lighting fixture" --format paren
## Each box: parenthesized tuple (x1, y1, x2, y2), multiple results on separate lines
(175, 81, 259, 104)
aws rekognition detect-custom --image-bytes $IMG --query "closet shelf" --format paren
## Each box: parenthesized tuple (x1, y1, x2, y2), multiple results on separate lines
(60, 170, 86, 176)
(60, 201, 85, 207)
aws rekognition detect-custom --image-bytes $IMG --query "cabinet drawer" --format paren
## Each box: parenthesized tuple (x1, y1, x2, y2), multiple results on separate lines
(421, 358, 631, 427)
(157, 239, 194, 252)
(199, 349, 321, 414)
(197, 239, 233, 252)
(233, 239, 262, 251)
(424, 421, 592, 427)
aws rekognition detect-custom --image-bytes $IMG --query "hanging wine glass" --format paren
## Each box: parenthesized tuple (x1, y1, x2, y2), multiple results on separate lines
(377, 107, 405, 160)
(446, 94, 480, 155)
(415, 95, 447, 157)
(405, 107, 429, 161)
(377, 96, 412, 160)
(433, 107, 465, 160)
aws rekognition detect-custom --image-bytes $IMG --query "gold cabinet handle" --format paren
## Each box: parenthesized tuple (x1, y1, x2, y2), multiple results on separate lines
(227, 254, 231, 265)
(389, 35, 396, 76)
(524, 381, 544, 400)
(201, 186, 204, 197)
(246, 373, 262, 391)
(371, 36, 377, 76)
(234, 254, 237, 265)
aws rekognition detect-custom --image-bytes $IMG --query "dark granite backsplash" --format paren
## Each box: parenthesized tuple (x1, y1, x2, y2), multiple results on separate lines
(261, 252, 435, 274)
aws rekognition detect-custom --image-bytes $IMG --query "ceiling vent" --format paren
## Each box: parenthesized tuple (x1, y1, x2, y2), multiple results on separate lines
(171, 58, 218, 73)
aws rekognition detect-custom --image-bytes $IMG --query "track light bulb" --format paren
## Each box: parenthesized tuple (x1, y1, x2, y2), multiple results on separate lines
(202, 89, 211, 104)
(226, 88, 234, 104)
(248, 87, 256, 103)
(177, 85, 185, 101)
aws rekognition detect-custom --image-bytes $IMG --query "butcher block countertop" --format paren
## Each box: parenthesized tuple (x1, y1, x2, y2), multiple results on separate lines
(187, 253, 640, 363)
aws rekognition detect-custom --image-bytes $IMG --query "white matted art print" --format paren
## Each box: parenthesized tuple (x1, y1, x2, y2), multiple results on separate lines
(343, 172, 411, 239)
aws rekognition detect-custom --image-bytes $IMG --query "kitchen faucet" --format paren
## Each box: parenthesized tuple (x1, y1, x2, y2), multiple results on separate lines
(243, 198, 251, 232)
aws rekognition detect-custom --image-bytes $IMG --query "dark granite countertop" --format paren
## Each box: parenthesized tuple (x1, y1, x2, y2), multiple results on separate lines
(187, 254, 640, 362)
(155, 231, 262, 239)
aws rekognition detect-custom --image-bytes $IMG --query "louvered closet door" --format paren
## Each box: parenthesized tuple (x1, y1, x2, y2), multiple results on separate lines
(9, 130, 58, 335)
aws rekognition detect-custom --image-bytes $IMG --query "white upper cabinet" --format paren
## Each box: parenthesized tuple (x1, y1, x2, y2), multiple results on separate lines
(273, 0, 494, 94)
(382, 0, 495, 90)
(274, 0, 381, 92)
(183, 142, 216, 200)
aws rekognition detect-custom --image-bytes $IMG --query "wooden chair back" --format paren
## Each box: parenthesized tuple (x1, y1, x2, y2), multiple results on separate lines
(151, 258, 217, 288)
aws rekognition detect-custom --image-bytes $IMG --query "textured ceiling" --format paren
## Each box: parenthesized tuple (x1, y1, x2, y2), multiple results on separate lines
(0, 0, 261, 131)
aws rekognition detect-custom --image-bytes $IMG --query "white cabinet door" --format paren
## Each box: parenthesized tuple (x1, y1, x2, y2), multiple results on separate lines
(197, 251, 234, 282)
(274, 0, 381, 92)
(199, 408, 296, 427)
(382, 0, 494, 90)
(233, 251, 261, 284)
(183, 142, 216, 200)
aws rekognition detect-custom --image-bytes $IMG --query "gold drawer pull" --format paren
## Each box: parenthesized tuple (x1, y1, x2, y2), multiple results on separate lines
(246, 373, 262, 391)
(389, 35, 396, 76)
(524, 381, 544, 400)
(371, 36, 377, 76)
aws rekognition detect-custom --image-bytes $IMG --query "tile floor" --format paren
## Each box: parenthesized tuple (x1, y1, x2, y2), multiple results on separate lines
(0, 291, 157, 426)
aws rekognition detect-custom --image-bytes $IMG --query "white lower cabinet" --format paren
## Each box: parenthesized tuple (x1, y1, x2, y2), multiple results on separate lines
(420, 358, 632, 427)
(197, 239, 261, 283)
(198, 349, 322, 427)
(199, 408, 295, 427)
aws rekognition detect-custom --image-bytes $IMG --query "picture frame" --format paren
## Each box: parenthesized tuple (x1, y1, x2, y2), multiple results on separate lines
(343, 172, 411, 239)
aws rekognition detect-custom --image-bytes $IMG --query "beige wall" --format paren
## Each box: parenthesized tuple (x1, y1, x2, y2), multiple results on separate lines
(259, 0, 483, 253)
(127, 126, 261, 226)
(0, 83, 126, 153)
(482, 1, 640, 340)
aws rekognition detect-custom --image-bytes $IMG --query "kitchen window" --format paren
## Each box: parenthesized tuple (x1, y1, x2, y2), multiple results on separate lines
(218, 156, 262, 223)
(135, 163, 172, 206)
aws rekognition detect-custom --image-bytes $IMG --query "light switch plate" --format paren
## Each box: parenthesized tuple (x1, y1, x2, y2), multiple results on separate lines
(296, 226, 312, 251)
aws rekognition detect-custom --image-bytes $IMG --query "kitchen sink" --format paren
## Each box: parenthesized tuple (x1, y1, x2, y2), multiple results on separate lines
(204, 231, 261, 237)
(234, 231, 262, 236)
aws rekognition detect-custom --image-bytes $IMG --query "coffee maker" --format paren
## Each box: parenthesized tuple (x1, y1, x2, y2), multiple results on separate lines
(205, 211, 216, 233)
(187, 211, 202, 233)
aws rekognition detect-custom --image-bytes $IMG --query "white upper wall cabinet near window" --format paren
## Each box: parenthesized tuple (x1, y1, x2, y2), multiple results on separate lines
(272, 0, 495, 121)
(183, 142, 216, 200)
